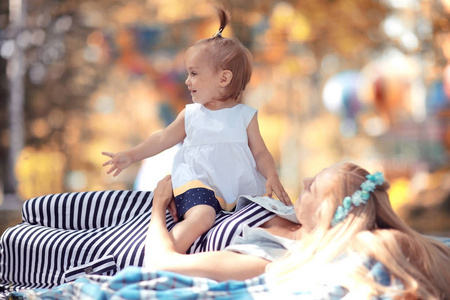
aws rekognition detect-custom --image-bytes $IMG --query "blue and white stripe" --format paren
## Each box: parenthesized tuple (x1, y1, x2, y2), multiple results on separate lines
(0, 190, 274, 291)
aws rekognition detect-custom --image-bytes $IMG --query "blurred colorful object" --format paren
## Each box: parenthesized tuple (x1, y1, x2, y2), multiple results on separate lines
(359, 51, 421, 126)
(426, 81, 450, 114)
(424, 64, 450, 115)
(322, 70, 363, 136)
(442, 0, 450, 13)
(15, 147, 66, 199)
(443, 63, 450, 98)
(270, 2, 311, 43)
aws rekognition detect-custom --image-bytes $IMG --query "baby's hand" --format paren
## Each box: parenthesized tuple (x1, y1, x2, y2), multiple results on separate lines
(102, 151, 133, 177)
(265, 176, 292, 206)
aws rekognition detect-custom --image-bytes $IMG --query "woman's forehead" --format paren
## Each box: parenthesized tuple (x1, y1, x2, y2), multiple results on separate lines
(316, 166, 337, 183)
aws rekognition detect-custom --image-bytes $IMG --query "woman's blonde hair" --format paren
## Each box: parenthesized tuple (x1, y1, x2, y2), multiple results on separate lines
(185, 7, 253, 101)
(266, 162, 450, 299)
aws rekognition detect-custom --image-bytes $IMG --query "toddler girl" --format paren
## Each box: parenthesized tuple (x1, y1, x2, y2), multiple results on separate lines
(103, 7, 291, 254)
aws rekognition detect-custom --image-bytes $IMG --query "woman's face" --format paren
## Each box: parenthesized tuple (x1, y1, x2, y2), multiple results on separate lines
(294, 166, 335, 231)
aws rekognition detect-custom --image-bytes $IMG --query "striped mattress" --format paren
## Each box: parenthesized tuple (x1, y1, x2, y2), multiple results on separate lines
(0, 190, 275, 291)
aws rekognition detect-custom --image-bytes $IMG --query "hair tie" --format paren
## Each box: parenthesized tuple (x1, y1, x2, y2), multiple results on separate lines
(331, 172, 385, 227)
(212, 28, 223, 38)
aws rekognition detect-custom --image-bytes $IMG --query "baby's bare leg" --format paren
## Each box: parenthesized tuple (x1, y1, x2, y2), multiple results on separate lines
(170, 205, 216, 253)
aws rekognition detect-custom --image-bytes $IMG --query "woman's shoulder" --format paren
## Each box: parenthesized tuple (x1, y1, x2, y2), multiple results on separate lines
(224, 225, 295, 262)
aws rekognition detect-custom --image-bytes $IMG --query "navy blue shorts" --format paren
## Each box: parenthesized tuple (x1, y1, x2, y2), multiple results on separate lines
(174, 188, 221, 220)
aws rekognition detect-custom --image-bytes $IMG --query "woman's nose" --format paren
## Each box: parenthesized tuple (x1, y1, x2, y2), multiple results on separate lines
(185, 77, 190, 86)
(303, 177, 312, 189)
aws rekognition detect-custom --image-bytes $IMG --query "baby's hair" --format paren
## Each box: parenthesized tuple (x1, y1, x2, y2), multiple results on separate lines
(186, 7, 253, 101)
(211, 7, 229, 38)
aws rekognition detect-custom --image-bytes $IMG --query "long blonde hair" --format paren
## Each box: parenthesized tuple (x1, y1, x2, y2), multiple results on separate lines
(266, 163, 450, 299)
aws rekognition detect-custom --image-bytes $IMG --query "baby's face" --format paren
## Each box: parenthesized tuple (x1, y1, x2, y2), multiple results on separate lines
(184, 49, 221, 106)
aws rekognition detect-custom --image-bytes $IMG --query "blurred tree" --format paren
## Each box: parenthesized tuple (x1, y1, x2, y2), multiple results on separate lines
(221, 0, 386, 67)
(1, 0, 26, 208)
(0, 0, 8, 201)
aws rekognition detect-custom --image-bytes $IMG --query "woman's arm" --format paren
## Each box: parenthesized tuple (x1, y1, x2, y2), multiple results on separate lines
(144, 176, 270, 281)
(247, 114, 291, 205)
(102, 109, 186, 176)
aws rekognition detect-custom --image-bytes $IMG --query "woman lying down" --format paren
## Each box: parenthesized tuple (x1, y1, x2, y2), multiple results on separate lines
(11, 163, 450, 299)
(145, 162, 450, 299)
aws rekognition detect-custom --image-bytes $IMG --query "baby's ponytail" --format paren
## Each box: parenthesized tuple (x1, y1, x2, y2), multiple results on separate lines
(212, 7, 230, 38)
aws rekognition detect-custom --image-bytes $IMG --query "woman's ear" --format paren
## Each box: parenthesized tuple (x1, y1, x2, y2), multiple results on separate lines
(219, 70, 233, 87)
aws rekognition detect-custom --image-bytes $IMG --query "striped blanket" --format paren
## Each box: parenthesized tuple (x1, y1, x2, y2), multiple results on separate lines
(0, 190, 275, 292)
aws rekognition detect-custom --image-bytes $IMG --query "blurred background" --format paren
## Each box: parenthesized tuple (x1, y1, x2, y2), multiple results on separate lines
(0, 0, 449, 236)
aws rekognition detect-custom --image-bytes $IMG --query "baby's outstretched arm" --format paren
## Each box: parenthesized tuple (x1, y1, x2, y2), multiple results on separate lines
(247, 114, 292, 205)
(102, 151, 133, 177)
(102, 109, 186, 177)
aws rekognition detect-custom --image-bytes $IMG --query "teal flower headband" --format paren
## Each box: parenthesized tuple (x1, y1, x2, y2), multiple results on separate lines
(331, 172, 385, 227)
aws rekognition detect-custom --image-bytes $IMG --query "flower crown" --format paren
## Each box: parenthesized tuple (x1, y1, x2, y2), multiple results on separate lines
(331, 171, 385, 227)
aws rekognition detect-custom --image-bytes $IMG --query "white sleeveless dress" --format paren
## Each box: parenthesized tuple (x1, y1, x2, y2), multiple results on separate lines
(172, 103, 266, 212)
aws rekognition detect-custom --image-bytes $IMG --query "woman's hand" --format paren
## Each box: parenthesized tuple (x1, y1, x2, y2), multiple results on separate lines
(266, 176, 292, 206)
(145, 176, 270, 281)
(153, 175, 178, 222)
(102, 151, 133, 177)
